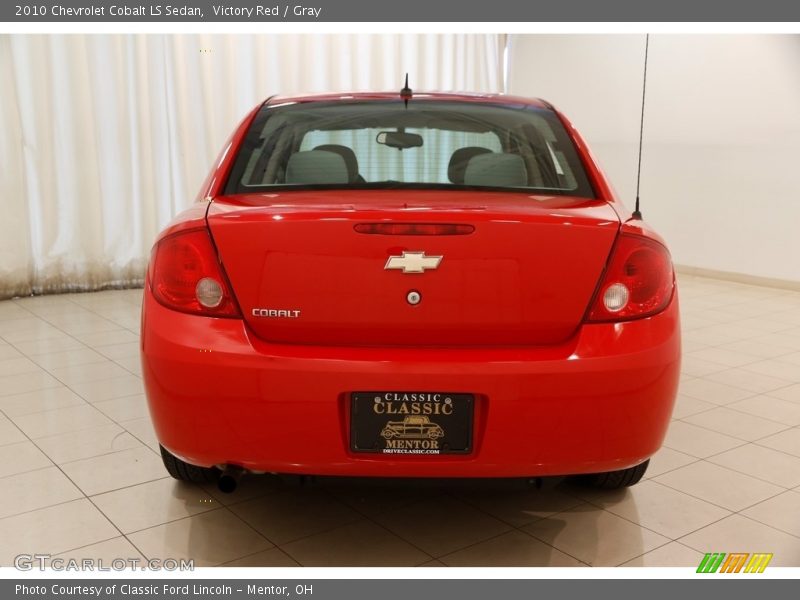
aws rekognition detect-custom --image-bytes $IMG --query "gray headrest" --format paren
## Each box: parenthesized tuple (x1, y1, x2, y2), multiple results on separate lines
(314, 144, 359, 182)
(464, 153, 528, 188)
(448, 146, 493, 184)
(285, 150, 349, 184)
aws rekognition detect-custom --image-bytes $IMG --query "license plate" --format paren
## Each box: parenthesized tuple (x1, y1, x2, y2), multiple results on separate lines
(350, 392, 474, 455)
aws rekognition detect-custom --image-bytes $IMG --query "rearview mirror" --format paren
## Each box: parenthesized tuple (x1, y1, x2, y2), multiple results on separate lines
(376, 131, 423, 150)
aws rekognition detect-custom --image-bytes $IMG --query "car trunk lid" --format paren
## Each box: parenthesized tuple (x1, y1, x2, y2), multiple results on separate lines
(207, 190, 619, 346)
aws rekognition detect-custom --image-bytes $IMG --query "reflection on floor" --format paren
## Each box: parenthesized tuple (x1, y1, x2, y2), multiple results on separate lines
(1, 274, 799, 567)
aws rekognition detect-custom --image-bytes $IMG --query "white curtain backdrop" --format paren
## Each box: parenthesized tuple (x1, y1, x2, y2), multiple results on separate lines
(0, 34, 505, 299)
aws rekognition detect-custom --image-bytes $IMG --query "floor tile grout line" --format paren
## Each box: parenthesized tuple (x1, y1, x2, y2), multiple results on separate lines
(556, 478, 732, 542)
(508, 488, 677, 546)
(665, 512, 746, 548)
(21, 418, 114, 506)
(0, 495, 93, 524)
(32, 304, 129, 339)
(451, 485, 585, 533)
(113, 502, 228, 539)
(289, 486, 444, 563)
(703, 400, 800, 428)
(698, 326, 800, 355)
(3, 410, 141, 444)
(50, 533, 134, 561)
(661, 440, 748, 462)
(3, 300, 140, 381)
(110, 359, 143, 378)
(319, 487, 442, 522)
(104, 477, 290, 566)
(684, 323, 800, 347)
(751, 437, 800, 461)
(226, 483, 435, 564)
(673, 414, 794, 445)
(45, 364, 142, 390)
(673, 509, 800, 548)
(194, 482, 376, 561)
(444, 516, 591, 567)
(514, 510, 662, 567)
(729, 502, 800, 539)
(79, 491, 151, 564)
(651, 461, 796, 518)
(216, 483, 436, 567)
(54, 442, 164, 470)
(673, 448, 800, 492)
(761, 389, 800, 403)
(671, 404, 728, 420)
(436, 525, 586, 567)
(315, 511, 436, 566)
(618, 539, 701, 568)
(640, 455, 704, 482)
(218, 502, 294, 563)
(699, 427, 800, 462)
(6, 404, 117, 441)
(83, 475, 180, 503)
(2, 395, 164, 498)
(682, 348, 796, 371)
(120, 429, 162, 458)
(0, 462, 61, 482)
(0, 407, 107, 530)
(0, 404, 60, 473)
(678, 386, 762, 406)
(678, 378, 800, 420)
(688, 375, 795, 399)
(0, 354, 145, 426)
(219, 546, 301, 568)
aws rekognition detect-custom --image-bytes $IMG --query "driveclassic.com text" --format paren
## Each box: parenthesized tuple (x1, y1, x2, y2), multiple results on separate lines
(15, 4, 323, 18)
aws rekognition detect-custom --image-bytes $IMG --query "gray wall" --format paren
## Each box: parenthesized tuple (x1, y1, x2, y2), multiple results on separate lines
(508, 34, 800, 283)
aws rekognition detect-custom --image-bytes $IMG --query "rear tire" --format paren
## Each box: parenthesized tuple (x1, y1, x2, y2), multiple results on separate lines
(160, 445, 219, 484)
(584, 460, 649, 489)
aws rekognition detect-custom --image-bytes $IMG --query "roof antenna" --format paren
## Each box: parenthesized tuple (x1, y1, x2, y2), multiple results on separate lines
(632, 34, 649, 221)
(400, 73, 412, 108)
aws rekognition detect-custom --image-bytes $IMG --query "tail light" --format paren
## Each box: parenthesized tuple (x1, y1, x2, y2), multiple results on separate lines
(148, 228, 241, 318)
(586, 233, 674, 322)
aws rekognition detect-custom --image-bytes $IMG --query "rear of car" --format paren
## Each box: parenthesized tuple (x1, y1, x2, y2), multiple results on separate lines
(141, 93, 680, 488)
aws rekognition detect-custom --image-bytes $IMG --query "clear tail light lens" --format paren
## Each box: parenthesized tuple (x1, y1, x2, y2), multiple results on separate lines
(148, 228, 241, 318)
(586, 233, 674, 322)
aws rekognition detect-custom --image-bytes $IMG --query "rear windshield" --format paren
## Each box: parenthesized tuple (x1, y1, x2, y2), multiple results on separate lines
(224, 100, 595, 198)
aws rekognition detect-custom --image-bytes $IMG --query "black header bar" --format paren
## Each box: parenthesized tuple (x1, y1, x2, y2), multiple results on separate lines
(4, 0, 800, 22)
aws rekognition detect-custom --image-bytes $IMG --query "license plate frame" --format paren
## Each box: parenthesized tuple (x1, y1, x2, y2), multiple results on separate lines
(350, 392, 474, 455)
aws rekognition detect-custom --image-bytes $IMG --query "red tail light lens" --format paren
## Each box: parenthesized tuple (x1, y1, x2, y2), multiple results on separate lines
(148, 228, 241, 318)
(586, 233, 674, 322)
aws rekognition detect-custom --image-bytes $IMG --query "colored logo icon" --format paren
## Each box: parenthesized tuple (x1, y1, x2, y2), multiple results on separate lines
(697, 552, 773, 573)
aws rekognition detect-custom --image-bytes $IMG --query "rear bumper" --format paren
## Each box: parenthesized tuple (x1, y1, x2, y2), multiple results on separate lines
(141, 289, 681, 478)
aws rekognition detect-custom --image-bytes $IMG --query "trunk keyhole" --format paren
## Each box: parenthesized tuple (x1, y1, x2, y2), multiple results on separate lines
(407, 290, 421, 305)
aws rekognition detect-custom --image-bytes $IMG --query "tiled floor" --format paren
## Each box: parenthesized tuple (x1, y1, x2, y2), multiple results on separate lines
(1, 275, 800, 567)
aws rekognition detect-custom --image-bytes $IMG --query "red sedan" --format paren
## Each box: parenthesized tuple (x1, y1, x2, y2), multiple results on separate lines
(141, 91, 680, 492)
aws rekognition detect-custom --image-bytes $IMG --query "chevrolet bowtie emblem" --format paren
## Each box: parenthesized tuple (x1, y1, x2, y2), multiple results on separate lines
(384, 251, 443, 274)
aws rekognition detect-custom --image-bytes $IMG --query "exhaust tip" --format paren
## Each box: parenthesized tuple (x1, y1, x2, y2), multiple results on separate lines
(218, 475, 237, 493)
(217, 465, 244, 493)
(527, 477, 544, 490)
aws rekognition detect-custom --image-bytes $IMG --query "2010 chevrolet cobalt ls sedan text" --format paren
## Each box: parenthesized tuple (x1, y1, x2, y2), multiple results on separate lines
(141, 91, 680, 491)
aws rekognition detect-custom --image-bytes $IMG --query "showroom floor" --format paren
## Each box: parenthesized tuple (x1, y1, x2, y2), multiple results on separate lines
(1, 275, 799, 568)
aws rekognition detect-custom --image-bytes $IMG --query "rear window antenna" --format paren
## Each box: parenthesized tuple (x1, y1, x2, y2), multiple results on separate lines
(633, 34, 649, 220)
(400, 73, 412, 108)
